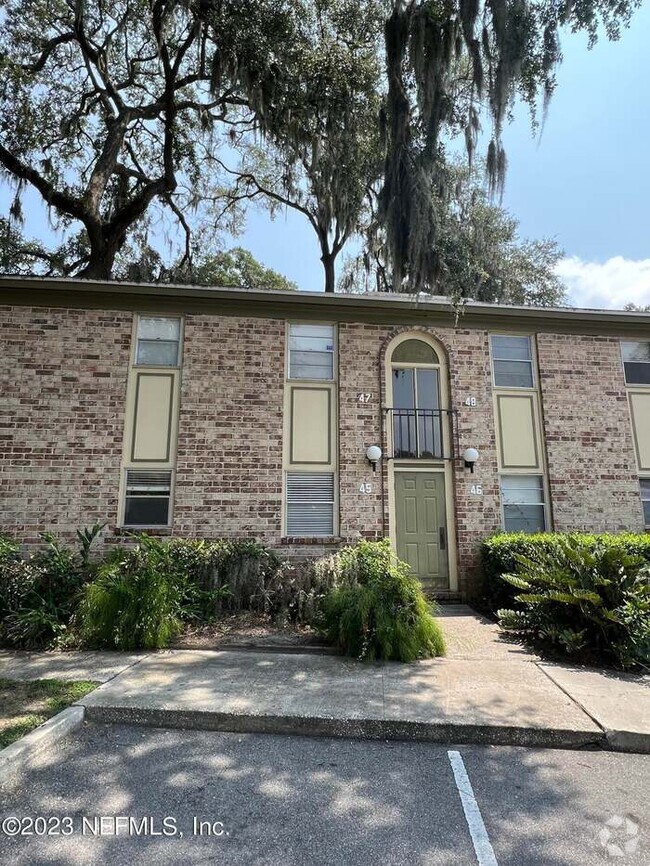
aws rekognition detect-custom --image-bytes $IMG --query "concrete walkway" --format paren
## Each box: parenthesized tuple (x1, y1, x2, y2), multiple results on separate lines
(0, 650, 146, 683)
(2, 607, 648, 752)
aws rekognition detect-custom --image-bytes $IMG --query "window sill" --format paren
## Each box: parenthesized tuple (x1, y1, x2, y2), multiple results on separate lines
(281, 536, 343, 545)
(113, 526, 173, 536)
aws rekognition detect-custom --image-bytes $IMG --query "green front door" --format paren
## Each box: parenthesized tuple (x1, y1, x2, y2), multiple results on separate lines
(395, 471, 449, 588)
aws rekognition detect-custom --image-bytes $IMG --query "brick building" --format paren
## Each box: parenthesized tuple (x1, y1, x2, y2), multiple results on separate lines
(1, 276, 649, 598)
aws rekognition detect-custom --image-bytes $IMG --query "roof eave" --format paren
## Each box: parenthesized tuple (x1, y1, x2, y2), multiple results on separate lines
(1, 275, 649, 337)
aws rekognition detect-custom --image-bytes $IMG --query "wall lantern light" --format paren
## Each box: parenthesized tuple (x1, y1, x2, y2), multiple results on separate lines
(366, 445, 383, 471)
(463, 447, 480, 473)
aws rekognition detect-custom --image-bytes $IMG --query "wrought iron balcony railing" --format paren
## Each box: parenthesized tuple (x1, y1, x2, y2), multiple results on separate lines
(386, 408, 456, 460)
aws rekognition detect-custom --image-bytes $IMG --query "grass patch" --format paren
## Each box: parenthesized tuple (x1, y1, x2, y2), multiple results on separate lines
(0, 678, 97, 749)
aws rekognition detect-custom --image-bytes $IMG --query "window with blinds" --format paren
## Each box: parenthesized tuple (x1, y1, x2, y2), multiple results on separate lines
(490, 335, 534, 388)
(288, 324, 335, 380)
(286, 473, 335, 536)
(124, 470, 172, 526)
(641, 479, 650, 527)
(135, 317, 181, 367)
(500, 475, 546, 533)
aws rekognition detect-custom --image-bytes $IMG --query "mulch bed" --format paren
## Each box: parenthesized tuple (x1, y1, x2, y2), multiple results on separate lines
(171, 612, 330, 651)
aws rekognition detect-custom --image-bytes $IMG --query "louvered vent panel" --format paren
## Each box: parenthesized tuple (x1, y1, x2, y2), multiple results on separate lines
(286, 473, 334, 536)
(126, 470, 172, 492)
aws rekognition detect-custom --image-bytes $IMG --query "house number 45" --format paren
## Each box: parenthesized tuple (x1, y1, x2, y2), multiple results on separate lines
(359, 483, 372, 494)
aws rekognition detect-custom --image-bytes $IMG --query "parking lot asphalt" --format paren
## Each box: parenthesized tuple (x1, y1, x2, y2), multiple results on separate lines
(0, 724, 648, 865)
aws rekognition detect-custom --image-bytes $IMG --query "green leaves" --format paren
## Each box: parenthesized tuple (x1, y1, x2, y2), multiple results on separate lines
(378, 0, 641, 293)
(0, 524, 104, 648)
(321, 539, 446, 662)
(490, 534, 650, 668)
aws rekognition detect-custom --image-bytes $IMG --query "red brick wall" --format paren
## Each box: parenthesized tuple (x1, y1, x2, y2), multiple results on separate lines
(1, 304, 645, 598)
(445, 327, 502, 595)
(173, 314, 285, 541)
(0, 305, 131, 542)
(338, 323, 386, 542)
(537, 334, 644, 532)
(337, 323, 501, 597)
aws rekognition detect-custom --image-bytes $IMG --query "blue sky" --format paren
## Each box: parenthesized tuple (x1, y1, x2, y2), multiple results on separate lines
(4, 7, 650, 308)
(237, 6, 650, 307)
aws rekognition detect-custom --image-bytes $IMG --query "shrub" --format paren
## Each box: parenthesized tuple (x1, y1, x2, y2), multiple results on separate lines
(166, 538, 282, 617)
(165, 538, 334, 625)
(78, 534, 338, 649)
(481, 532, 650, 615)
(0, 525, 104, 648)
(497, 537, 650, 668)
(81, 535, 231, 648)
(321, 540, 445, 662)
(78, 535, 193, 650)
(263, 558, 340, 626)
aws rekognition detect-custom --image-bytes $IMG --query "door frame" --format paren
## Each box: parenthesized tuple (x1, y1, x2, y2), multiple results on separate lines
(388, 464, 458, 591)
(384, 332, 458, 591)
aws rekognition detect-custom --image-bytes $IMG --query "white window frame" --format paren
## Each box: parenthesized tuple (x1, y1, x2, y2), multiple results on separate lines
(499, 474, 548, 534)
(621, 341, 650, 387)
(287, 322, 336, 382)
(121, 469, 174, 528)
(490, 334, 536, 390)
(641, 478, 650, 529)
(133, 315, 183, 368)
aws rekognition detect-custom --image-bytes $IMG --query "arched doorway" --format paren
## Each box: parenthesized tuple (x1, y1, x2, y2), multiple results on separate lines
(386, 334, 456, 591)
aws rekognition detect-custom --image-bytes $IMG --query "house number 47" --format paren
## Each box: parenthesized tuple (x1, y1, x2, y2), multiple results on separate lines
(357, 393, 372, 403)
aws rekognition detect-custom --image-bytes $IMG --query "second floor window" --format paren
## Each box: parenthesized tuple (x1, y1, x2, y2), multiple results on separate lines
(622, 341, 650, 385)
(391, 338, 442, 459)
(135, 316, 181, 366)
(491, 335, 534, 388)
(288, 324, 335, 380)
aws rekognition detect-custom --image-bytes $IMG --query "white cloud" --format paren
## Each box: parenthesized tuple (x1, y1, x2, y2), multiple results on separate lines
(555, 256, 650, 310)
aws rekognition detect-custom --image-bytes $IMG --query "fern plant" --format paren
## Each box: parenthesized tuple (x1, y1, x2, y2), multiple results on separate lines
(497, 537, 650, 668)
(78, 535, 187, 650)
(321, 540, 445, 662)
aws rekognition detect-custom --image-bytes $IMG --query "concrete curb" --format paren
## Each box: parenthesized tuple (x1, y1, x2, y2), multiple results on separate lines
(604, 729, 650, 754)
(536, 663, 650, 755)
(0, 706, 85, 784)
(82, 704, 606, 751)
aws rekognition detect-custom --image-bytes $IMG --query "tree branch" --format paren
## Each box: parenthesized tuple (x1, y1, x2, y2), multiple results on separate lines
(21, 33, 76, 73)
(0, 142, 93, 226)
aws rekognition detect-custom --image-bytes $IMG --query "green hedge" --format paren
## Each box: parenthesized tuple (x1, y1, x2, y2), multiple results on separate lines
(495, 537, 650, 668)
(480, 532, 650, 615)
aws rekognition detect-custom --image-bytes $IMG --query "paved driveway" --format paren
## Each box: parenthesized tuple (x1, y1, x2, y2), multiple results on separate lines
(0, 725, 648, 865)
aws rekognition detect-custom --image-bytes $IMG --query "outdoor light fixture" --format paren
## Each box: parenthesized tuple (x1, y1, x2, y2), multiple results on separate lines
(463, 447, 480, 473)
(366, 445, 382, 471)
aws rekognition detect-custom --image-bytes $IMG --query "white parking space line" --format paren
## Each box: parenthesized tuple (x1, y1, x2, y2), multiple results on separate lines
(448, 750, 499, 866)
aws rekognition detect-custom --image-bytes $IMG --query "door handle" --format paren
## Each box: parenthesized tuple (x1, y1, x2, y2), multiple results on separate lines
(439, 527, 446, 550)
